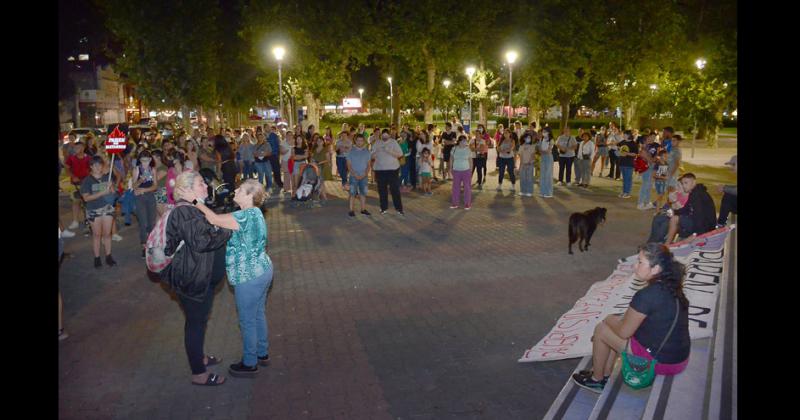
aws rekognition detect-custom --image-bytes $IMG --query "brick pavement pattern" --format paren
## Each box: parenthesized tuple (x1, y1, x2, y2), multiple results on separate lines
(59, 160, 661, 419)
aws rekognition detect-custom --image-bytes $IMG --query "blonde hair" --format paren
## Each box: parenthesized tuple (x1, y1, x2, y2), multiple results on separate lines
(240, 179, 266, 207)
(174, 171, 201, 200)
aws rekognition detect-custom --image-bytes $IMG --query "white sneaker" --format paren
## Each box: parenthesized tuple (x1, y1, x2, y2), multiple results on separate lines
(68, 221, 79, 230)
(112, 234, 123, 242)
(642, 203, 656, 210)
(60, 229, 76, 238)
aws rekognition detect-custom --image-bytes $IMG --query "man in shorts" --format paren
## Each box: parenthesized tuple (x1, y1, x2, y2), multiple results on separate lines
(440, 122, 457, 181)
(346, 134, 372, 217)
(666, 135, 683, 193)
(65, 141, 92, 231)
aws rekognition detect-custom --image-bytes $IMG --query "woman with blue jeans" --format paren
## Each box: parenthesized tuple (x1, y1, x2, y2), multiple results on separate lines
(190, 179, 273, 378)
(538, 129, 555, 198)
(254, 133, 273, 190)
(132, 150, 159, 258)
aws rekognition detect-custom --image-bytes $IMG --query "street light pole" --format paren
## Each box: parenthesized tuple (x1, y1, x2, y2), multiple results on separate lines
(466, 66, 475, 131)
(505, 51, 517, 122)
(358, 88, 364, 112)
(272, 46, 285, 124)
(443, 79, 451, 126)
(388, 77, 393, 126)
(692, 58, 707, 159)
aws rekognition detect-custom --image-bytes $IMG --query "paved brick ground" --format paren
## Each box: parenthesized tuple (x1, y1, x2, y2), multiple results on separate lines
(58, 154, 698, 419)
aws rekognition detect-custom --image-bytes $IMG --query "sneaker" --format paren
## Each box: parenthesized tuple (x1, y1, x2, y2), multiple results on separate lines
(615, 178, 621, 181)
(360, 210, 371, 216)
(618, 193, 626, 198)
(380, 210, 387, 215)
(543, 195, 554, 198)
(348, 211, 356, 217)
(397, 210, 405, 216)
(510, 188, 516, 194)
(642, 203, 656, 210)
(622, 194, 631, 198)
(60, 229, 76, 238)
(228, 361, 258, 378)
(105, 255, 117, 267)
(637, 203, 646, 210)
(94, 257, 102, 268)
(426, 192, 433, 196)
(477, 184, 483, 190)
(257, 354, 270, 366)
(450, 205, 459, 209)
(112, 234, 123, 242)
(68, 220, 79, 230)
(571, 373, 607, 393)
(464, 206, 471, 210)
(58, 328, 69, 341)
(556, 181, 563, 186)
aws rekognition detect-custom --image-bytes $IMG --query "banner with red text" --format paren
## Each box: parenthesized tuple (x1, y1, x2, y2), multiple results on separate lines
(518, 226, 733, 363)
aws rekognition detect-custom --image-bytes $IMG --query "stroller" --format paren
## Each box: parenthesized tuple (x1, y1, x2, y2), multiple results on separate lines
(199, 167, 236, 213)
(291, 161, 322, 208)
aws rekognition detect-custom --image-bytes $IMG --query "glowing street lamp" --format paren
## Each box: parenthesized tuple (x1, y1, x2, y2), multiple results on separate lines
(695, 58, 706, 70)
(466, 66, 476, 128)
(505, 51, 518, 119)
(272, 46, 286, 122)
(442, 78, 452, 123)
(650, 84, 658, 90)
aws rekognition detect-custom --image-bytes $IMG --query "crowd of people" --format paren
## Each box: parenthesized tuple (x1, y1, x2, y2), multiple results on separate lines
(58, 118, 737, 388)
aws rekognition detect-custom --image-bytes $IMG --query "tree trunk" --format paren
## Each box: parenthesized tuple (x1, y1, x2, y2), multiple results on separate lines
(393, 86, 401, 127)
(303, 92, 320, 130)
(73, 87, 81, 127)
(209, 109, 218, 131)
(624, 102, 636, 129)
(479, 100, 487, 126)
(424, 58, 435, 124)
(560, 99, 570, 130)
(181, 106, 191, 131)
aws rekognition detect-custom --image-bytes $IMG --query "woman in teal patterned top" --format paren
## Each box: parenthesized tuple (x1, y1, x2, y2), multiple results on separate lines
(186, 179, 273, 378)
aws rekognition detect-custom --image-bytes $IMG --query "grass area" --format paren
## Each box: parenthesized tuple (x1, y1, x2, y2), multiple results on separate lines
(719, 127, 737, 135)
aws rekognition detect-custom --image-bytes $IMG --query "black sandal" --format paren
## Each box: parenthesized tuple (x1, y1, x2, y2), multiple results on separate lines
(192, 373, 225, 386)
(205, 355, 222, 366)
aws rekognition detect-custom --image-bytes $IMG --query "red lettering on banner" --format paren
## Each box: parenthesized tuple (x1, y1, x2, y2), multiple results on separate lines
(557, 318, 590, 330)
(543, 333, 580, 347)
(541, 349, 569, 357)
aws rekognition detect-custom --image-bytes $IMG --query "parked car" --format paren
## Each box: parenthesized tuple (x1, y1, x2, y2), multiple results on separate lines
(65, 128, 104, 143)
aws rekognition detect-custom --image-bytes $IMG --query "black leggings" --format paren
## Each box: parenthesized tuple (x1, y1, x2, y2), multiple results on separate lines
(473, 157, 487, 185)
(178, 247, 226, 375)
(607, 151, 620, 178)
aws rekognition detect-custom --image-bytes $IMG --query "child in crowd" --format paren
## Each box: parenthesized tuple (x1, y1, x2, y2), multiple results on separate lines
(432, 136, 443, 182)
(418, 148, 434, 196)
(653, 149, 670, 208)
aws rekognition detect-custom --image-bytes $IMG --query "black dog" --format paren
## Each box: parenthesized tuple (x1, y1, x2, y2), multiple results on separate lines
(568, 207, 607, 254)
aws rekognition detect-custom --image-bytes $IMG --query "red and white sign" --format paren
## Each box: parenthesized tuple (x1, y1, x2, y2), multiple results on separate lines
(105, 125, 127, 154)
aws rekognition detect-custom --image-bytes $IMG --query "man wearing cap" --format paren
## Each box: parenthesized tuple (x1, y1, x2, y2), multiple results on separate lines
(716, 155, 737, 227)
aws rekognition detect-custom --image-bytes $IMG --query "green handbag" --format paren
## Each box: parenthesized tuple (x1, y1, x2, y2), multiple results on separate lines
(621, 299, 679, 389)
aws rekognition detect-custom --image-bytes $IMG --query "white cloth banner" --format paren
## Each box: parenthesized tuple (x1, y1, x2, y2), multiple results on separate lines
(519, 226, 733, 363)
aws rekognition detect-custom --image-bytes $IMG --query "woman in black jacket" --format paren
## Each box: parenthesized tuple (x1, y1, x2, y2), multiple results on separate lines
(162, 170, 232, 386)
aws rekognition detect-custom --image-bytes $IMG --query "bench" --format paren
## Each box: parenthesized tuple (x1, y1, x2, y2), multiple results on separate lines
(544, 220, 737, 420)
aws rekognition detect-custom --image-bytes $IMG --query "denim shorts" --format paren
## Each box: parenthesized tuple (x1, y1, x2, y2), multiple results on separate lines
(349, 175, 368, 197)
(654, 180, 667, 195)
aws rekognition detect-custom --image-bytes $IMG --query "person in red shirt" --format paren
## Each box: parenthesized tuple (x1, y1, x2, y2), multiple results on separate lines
(65, 141, 92, 230)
